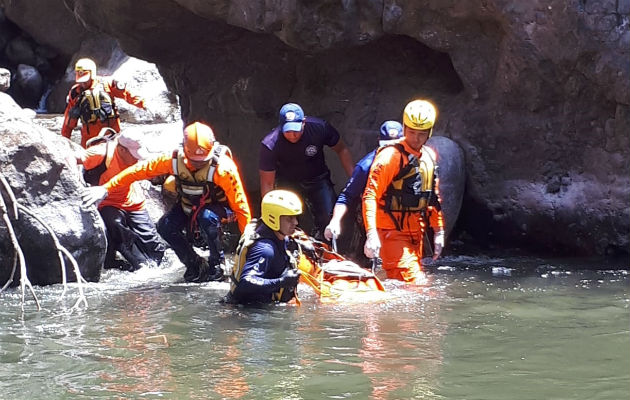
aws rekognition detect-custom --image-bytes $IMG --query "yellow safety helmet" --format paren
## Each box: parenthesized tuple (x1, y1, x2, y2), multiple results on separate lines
(403, 100, 437, 134)
(75, 58, 96, 83)
(261, 190, 302, 231)
(183, 122, 216, 162)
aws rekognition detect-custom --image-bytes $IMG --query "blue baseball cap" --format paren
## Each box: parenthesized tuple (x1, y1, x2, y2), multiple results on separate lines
(379, 120, 403, 146)
(279, 103, 305, 133)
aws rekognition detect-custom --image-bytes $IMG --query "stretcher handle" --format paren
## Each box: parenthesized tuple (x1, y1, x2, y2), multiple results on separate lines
(371, 257, 382, 275)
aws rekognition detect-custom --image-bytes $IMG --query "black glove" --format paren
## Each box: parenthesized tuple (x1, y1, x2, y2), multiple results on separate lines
(279, 268, 300, 288)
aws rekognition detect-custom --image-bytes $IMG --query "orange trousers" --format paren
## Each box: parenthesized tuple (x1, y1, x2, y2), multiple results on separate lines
(378, 229, 426, 283)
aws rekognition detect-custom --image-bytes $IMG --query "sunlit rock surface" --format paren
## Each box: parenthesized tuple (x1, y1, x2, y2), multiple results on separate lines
(0, 93, 104, 286)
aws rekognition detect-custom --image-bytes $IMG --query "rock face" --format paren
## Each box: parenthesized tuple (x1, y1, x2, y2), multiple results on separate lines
(0, 67, 9, 91)
(12, 63, 42, 108)
(1, 0, 628, 256)
(0, 93, 104, 286)
(426, 136, 466, 239)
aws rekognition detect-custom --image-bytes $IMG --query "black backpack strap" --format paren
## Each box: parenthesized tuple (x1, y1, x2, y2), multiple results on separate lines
(384, 143, 418, 231)
(82, 141, 110, 186)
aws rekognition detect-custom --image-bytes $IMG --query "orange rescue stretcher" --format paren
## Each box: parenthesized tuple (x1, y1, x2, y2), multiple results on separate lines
(291, 231, 390, 303)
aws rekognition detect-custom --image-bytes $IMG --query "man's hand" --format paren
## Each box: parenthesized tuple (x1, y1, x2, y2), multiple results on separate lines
(433, 230, 445, 260)
(139, 180, 152, 191)
(81, 186, 108, 208)
(280, 268, 300, 288)
(364, 229, 381, 259)
(324, 218, 341, 241)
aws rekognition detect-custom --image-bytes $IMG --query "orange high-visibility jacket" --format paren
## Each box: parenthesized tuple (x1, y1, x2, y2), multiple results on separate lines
(83, 140, 146, 212)
(363, 139, 443, 234)
(62, 77, 145, 148)
(103, 150, 252, 231)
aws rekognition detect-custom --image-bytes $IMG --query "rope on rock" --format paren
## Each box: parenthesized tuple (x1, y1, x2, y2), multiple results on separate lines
(0, 176, 40, 310)
(18, 205, 88, 309)
(0, 173, 87, 311)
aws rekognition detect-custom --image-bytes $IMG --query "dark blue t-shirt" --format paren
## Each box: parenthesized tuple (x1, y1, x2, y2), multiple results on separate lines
(259, 117, 340, 182)
(336, 149, 376, 207)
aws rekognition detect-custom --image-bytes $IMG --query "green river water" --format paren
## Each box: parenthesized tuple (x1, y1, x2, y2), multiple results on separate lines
(0, 253, 627, 399)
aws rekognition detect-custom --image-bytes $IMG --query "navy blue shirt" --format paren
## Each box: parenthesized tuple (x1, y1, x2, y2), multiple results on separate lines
(259, 117, 340, 182)
(336, 149, 377, 207)
(230, 223, 293, 304)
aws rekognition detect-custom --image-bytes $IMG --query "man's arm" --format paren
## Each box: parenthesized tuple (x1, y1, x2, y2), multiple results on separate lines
(216, 157, 252, 232)
(259, 170, 276, 197)
(362, 147, 399, 232)
(103, 154, 173, 192)
(331, 139, 354, 177)
(324, 203, 348, 240)
(107, 79, 145, 109)
(61, 89, 80, 138)
(325, 161, 369, 240)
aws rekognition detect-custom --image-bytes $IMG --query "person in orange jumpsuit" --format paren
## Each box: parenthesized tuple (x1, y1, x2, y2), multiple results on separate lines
(362, 100, 445, 284)
(62, 58, 146, 148)
(82, 122, 252, 283)
(77, 129, 165, 271)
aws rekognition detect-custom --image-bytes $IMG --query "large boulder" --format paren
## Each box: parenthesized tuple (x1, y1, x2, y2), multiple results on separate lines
(426, 135, 465, 239)
(0, 92, 104, 286)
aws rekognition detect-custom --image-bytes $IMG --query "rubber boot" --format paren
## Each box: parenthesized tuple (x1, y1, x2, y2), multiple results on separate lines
(183, 256, 202, 282)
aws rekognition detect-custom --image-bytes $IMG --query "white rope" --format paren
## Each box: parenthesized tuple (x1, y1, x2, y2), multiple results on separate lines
(0, 190, 40, 310)
(0, 173, 88, 311)
(18, 205, 87, 309)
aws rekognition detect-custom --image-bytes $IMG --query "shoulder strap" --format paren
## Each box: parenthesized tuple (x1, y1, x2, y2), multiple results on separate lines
(206, 143, 230, 183)
(171, 149, 179, 175)
(105, 140, 115, 168)
(231, 219, 261, 287)
(390, 143, 417, 181)
(85, 127, 118, 147)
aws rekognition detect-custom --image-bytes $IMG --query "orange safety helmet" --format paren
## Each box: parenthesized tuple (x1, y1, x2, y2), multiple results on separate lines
(183, 122, 216, 162)
(75, 58, 96, 83)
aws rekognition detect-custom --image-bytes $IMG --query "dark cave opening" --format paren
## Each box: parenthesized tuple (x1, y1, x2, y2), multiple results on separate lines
(0, 13, 69, 110)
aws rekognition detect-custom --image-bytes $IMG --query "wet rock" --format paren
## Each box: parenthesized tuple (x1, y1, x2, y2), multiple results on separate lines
(4, 35, 36, 66)
(11, 64, 43, 108)
(111, 57, 181, 124)
(0, 92, 105, 286)
(1, 0, 88, 56)
(0, 68, 9, 91)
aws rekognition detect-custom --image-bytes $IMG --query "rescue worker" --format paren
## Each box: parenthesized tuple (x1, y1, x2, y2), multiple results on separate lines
(324, 121, 404, 242)
(259, 103, 354, 240)
(77, 128, 165, 271)
(62, 58, 147, 148)
(226, 190, 302, 305)
(82, 122, 252, 283)
(362, 100, 445, 284)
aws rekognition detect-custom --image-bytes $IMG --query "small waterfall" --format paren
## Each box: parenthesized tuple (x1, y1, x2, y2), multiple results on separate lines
(35, 85, 52, 114)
